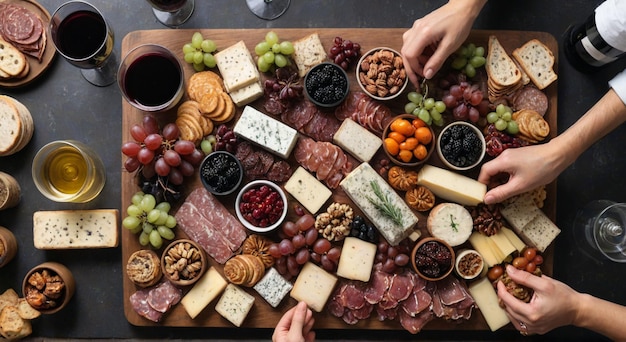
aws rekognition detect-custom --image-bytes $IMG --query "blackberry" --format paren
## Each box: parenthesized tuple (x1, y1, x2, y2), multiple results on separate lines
(348, 215, 378, 243)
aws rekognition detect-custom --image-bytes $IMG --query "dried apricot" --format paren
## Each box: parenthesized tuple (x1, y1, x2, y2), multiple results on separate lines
(413, 144, 428, 160)
(387, 131, 406, 144)
(412, 118, 427, 129)
(390, 118, 415, 136)
(400, 137, 418, 151)
(384, 138, 400, 156)
(415, 127, 433, 145)
(398, 149, 414, 163)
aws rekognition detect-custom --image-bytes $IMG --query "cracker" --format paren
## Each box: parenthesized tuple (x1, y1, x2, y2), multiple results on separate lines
(199, 89, 220, 114)
(212, 92, 235, 123)
(187, 71, 224, 102)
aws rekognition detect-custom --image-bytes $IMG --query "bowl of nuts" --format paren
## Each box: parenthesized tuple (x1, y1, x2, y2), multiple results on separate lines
(235, 180, 288, 234)
(411, 237, 455, 282)
(161, 239, 207, 287)
(357, 47, 408, 101)
(304, 62, 349, 108)
(455, 249, 484, 280)
(382, 114, 435, 167)
(22, 262, 75, 314)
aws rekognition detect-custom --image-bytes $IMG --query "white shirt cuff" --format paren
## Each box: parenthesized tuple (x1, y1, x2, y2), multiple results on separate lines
(609, 70, 626, 105)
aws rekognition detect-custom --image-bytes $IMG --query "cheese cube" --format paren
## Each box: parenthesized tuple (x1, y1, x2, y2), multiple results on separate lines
(468, 277, 510, 331)
(340, 163, 418, 245)
(214, 41, 259, 92)
(332, 119, 382, 163)
(215, 284, 255, 327)
(229, 81, 263, 107)
(290, 262, 337, 312)
(336, 237, 377, 282)
(253, 267, 293, 308)
(284, 167, 332, 214)
(417, 165, 486, 206)
(519, 212, 561, 252)
(181, 266, 228, 319)
(234, 106, 299, 159)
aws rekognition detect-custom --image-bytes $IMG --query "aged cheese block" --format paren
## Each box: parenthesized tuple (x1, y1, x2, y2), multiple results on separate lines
(214, 40, 259, 92)
(468, 232, 499, 267)
(290, 262, 337, 312)
(33, 209, 119, 249)
(215, 283, 255, 327)
(234, 106, 298, 159)
(253, 267, 293, 308)
(427, 203, 473, 247)
(332, 118, 382, 163)
(468, 277, 511, 331)
(181, 266, 228, 319)
(229, 80, 263, 107)
(341, 163, 418, 246)
(336, 237, 377, 282)
(284, 166, 332, 214)
(417, 164, 486, 206)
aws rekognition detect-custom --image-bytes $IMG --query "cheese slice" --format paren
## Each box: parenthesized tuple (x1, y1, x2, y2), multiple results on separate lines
(214, 41, 259, 92)
(500, 226, 526, 252)
(336, 237, 377, 282)
(417, 165, 486, 206)
(489, 230, 518, 258)
(229, 81, 263, 107)
(468, 277, 511, 331)
(332, 118, 382, 163)
(234, 106, 299, 159)
(33, 209, 119, 249)
(519, 212, 561, 252)
(181, 266, 228, 319)
(468, 232, 499, 267)
(253, 267, 293, 308)
(284, 166, 332, 214)
(290, 262, 337, 312)
(501, 195, 542, 234)
(215, 283, 255, 327)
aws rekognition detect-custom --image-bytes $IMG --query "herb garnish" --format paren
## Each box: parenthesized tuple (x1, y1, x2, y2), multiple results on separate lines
(449, 214, 459, 232)
(366, 181, 403, 226)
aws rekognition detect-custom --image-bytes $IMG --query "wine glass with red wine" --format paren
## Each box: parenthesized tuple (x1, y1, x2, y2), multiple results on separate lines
(146, 0, 194, 27)
(246, 0, 290, 20)
(49, 1, 117, 87)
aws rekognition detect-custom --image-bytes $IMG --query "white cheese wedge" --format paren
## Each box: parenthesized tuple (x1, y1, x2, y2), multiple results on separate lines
(290, 262, 337, 312)
(229, 81, 263, 107)
(340, 163, 419, 246)
(215, 283, 255, 327)
(416, 164, 486, 206)
(468, 277, 511, 331)
(468, 232, 499, 267)
(181, 266, 228, 319)
(284, 166, 332, 214)
(427, 203, 473, 247)
(336, 237, 377, 282)
(253, 267, 293, 308)
(32, 209, 119, 249)
(234, 106, 299, 159)
(332, 118, 382, 163)
(214, 41, 259, 92)
(500, 226, 527, 252)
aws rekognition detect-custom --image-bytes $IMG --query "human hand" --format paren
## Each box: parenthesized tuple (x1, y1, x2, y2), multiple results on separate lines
(497, 265, 580, 335)
(272, 301, 316, 342)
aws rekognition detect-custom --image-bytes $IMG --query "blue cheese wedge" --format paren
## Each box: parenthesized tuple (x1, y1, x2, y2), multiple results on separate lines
(214, 41, 259, 92)
(181, 266, 228, 319)
(332, 118, 382, 163)
(253, 267, 293, 308)
(284, 166, 332, 214)
(228, 81, 263, 107)
(234, 106, 298, 159)
(336, 237, 377, 282)
(33, 209, 119, 249)
(215, 283, 255, 327)
(340, 163, 418, 245)
(290, 262, 337, 312)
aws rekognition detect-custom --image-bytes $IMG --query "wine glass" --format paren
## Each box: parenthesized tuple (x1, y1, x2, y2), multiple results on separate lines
(49, 1, 117, 87)
(573, 200, 626, 262)
(246, 0, 290, 20)
(146, 0, 194, 27)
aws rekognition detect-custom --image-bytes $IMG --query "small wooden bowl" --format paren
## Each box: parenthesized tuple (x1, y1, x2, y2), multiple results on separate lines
(161, 239, 208, 287)
(411, 237, 455, 281)
(382, 114, 435, 167)
(0, 226, 17, 268)
(22, 262, 75, 314)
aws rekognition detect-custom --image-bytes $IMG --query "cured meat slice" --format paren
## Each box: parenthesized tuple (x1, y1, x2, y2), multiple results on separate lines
(236, 142, 293, 182)
(343, 283, 367, 310)
(130, 288, 163, 323)
(375, 304, 397, 321)
(401, 289, 432, 317)
(266, 160, 292, 183)
(147, 281, 182, 313)
(352, 302, 373, 320)
(364, 270, 390, 304)
(327, 298, 345, 318)
(512, 86, 548, 116)
(342, 309, 359, 325)
(437, 276, 467, 306)
(398, 308, 434, 334)
(294, 137, 351, 189)
(387, 272, 413, 302)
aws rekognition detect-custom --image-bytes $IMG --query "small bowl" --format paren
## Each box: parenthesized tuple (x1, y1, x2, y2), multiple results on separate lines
(22, 262, 75, 314)
(356, 47, 408, 101)
(0, 226, 17, 268)
(304, 62, 349, 107)
(199, 151, 244, 196)
(382, 114, 435, 167)
(455, 249, 484, 280)
(235, 180, 288, 233)
(437, 121, 486, 171)
(161, 239, 208, 287)
(411, 237, 455, 281)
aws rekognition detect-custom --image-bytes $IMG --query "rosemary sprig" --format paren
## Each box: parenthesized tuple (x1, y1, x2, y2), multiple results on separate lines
(449, 214, 459, 232)
(366, 180, 403, 226)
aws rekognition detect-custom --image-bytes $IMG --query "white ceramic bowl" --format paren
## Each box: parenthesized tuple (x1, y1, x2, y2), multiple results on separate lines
(235, 180, 288, 233)
(437, 121, 486, 171)
(454, 249, 485, 280)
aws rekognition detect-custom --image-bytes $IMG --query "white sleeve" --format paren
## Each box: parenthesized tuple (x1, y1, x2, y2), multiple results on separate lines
(609, 69, 626, 105)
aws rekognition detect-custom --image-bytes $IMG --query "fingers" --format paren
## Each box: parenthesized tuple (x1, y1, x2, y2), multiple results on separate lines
(288, 301, 309, 333)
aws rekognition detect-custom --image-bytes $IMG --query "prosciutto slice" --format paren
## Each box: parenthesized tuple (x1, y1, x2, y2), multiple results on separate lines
(335, 92, 394, 134)
(294, 137, 352, 189)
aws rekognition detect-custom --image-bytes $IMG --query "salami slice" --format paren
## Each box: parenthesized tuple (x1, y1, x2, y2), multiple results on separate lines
(512, 86, 548, 116)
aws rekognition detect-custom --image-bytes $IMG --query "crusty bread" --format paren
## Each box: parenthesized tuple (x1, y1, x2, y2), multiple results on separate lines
(0, 38, 26, 77)
(292, 33, 327, 77)
(0, 305, 32, 340)
(486, 35, 522, 87)
(126, 249, 162, 288)
(512, 39, 558, 90)
(0, 96, 22, 155)
(33, 209, 120, 249)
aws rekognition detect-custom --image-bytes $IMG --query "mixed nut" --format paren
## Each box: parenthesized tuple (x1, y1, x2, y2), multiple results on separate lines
(359, 48, 406, 98)
(163, 241, 204, 281)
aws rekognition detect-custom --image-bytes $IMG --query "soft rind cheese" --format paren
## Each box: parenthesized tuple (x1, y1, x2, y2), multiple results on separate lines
(234, 106, 299, 159)
(229, 81, 263, 107)
(417, 164, 486, 206)
(340, 162, 418, 246)
(253, 267, 293, 308)
(284, 166, 332, 214)
(332, 118, 382, 163)
(181, 266, 228, 319)
(290, 262, 337, 312)
(427, 203, 473, 247)
(215, 283, 255, 327)
(468, 277, 510, 331)
(214, 41, 259, 92)
(336, 237, 377, 282)
(33, 209, 119, 249)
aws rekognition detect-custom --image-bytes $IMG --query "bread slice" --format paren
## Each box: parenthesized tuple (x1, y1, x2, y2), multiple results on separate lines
(0, 305, 31, 340)
(33, 209, 120, 249)
(0, 96, 22, 155)
(486, 35, 522, 87)
(292, 33, 327, 77)
(512, 39, 558, 90)
(0, 38, 26, 77)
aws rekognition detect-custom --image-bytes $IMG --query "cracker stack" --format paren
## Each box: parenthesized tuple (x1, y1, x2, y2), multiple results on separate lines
(0, 95, 34, 156)
(486, 36, 523, 103)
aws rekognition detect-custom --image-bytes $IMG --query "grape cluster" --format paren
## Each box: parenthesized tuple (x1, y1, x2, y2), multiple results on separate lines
(328, 36, 361, 70)
(374, 239, 411, 274)
(486, 103, 519, 134)
(182, 32, 217, 72)
(404, 91, 446, 126)
(140, 174, 182, 204)
(213, 124, 238, 153)
(450, 43, 486, 78)
(269, 214, 342, 279)
(484, 124, 529, 157)
(122, 192, 176, 249)
(264, 67, 303, 102)
(255, 31, 295, 73)
(442, 81, 489, 123)
(122, 116, 204, 186)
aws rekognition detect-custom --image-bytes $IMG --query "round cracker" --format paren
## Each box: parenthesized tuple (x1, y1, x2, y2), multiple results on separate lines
(198, 89, 220, 114)
(187, 71, 224, 102)
(212, 92, 236, 123)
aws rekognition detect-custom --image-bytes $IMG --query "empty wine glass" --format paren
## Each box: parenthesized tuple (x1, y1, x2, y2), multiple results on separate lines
(573, 200, 626, 262)
(49, 1, 117, 87)
(246, 0, 290, 20)
(147, 0, 194, 27)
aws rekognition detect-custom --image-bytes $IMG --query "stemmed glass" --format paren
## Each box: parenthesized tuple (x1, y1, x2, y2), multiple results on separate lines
(246, 0, 290, 20)
(573, 200, 626, 262)
(49, 1, 117, 87)
(146, 0, 194, 27)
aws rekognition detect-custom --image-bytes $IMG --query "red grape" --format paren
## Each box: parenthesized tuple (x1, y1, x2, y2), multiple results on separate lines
(292, 234, 306, 250)
(295, 214, 315, 231)
(162, 123, 179, 141)
(121, 142, 141, 157)
(269, 243, 281, 258)
(327, 247, 341, 263)
(313, 238, 331, 254)
(287, 255, 300, 276)
(144, 134, 163, 151)
(142, 115, 159, 134)
(124, 157, 140, 172)
(282, 221, 298, 237)
(173, 140, 195, 155)
(137, 148, 155, 165)
(295, 248, 310, 265)
(168, 168, 183, 185)
(320, 254, 335, 272)
(468, 107, 480, 123)
(304, 228, 318, 245)
(182, 149, 204, 165)
(279, 239, 295, 255)
(178, 160, 195, 177)
(154, 158, 171, 177)
(163, 150, 181, 167)
(130, 124, 147, 142)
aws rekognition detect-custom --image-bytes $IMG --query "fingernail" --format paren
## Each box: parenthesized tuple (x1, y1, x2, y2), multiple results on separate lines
(424, 68, 433, 79)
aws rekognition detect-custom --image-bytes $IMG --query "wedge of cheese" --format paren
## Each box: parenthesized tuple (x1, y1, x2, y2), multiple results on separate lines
(290, 262, 337, 312)
(253, 267, 293, 308)
(336, 237, 377, 282)
(468, 232, 499, 267)
(469, 277, 510, 331)
(417, 165, 486, 206)
(215, 284, 255, 327)
(33, 209, 119, 249)
(214, 41, 259, 92)
(333, 118, 382, 163)
(181, 266, 228, 319)
(284, 166, 332, 214)
(234, 106, 299, 159)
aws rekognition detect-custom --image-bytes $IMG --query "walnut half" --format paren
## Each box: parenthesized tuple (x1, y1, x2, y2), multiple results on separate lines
(405, 186, 435, 212)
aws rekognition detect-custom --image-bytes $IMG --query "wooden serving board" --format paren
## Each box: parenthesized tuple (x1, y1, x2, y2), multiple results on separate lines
(121, 28, 557, 330)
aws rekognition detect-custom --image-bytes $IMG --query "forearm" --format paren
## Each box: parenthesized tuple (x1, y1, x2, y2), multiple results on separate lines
(447, 0, 487, 20)
(573, 293, 626, 340)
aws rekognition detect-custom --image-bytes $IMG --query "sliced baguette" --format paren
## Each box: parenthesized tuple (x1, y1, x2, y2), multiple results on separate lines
(0, 38, 26, 77)
(292, 33, 327, 77)
(0, 96, 22, 155)
(512, 39, 558, 90)
(33, 209, 120, 249)
(486, 35, 522, 87)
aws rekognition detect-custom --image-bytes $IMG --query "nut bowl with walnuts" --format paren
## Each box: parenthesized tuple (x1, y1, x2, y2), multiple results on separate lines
(357, 47, 408, 101)
(161, 239, 207, 287)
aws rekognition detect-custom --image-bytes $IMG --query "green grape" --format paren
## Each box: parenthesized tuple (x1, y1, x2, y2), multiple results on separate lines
(458, 46, 469, 58)
(200, 139, 213, 154)
(192, 51, 203, 64)
(495, 104, 507, 116)
(157, 226, 175, 240)
(122, 216, 140, 230)
(404, 102, 418, 114)
(506, 121, 520, 135)
(147, 209, 161, 224)
(203, 53, 216, 68)
(149, 229, 163, 249)
(193, 62, 205, 72)
(407, 91, 423, 104)
(467, 43, 476, 57)
(464, 63, 476, 78)
(501, 112, 512, 122)
(156, 202, 171, 213)
(504, 106, 513, 113)
(131, 192, 144, 206)
(206, 135, 217, 145)
(191, 32, 203, 49)
(417, 108, 430, 123)
(265, 31, 279, 46)
(165, 215, 177, 229)
(140, 194, 156, 212)
(129, 225, 142, 235)
(451, 56, 467, 70)
(127, 204, 142, 217)
(430, 108, 442, 121)
(255, 41, 271, 55)
(412, 107, 421, 116)
(423, 97, 435, 110)
(154, 211, 168, 226)
(184, 52, 195, 64)
(486, 112, 499, 124)
(142, 222, 154, 234)
(433, 118, 445, 127)
(470, 56, 486, 68)
(279, 41, 294, 55)
(182, 43, 195, 54)
(474, 46, 485, 57)
(434, 101, 446, 113)
(274, 54, 288, 67)
(201, 39, 216, 53)
(263, 51, 275, 64)
(139, 231, 150, 246)
(271, 43, 281, 54)
(495, 118, 508, 131)
(257, 57, 270, 72)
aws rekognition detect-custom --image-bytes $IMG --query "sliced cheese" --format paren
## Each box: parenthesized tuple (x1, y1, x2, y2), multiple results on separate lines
(234, 106, 299, 159)
(290, 262, 337, 312)
(214, 41, 259, 92)
(181, 266, 228, 319)
(485, 236, 506, 263)
(253, 267, 293, 308)
(340, 162, 419, 246)
(468, 232, 499, 267)
(417, 165, 486, 206)
(489, 229, 518, 258)
(33, 209, 119, 249)
(332, 118, 382, 163)
(519, 212, 561, 252)
(284, 166, 332, 214)
(215, 283, 255, 327)
(500, 226, 526, 253)
(336, 237, 377, 282)
(229, 81, 263, 107)
(468, 277, 511, 331)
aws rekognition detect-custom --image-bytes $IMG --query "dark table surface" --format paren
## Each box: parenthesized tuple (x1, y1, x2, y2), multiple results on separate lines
(1, 0, 625, 341)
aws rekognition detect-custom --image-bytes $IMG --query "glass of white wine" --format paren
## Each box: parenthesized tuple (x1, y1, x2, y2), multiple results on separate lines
(32, 140, 106, 203)
(246, 0, 290, 20)
(573, 200, 626, 262)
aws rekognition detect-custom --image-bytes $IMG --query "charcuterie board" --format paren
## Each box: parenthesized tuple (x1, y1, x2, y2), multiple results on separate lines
(121, 28, 557, 330)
